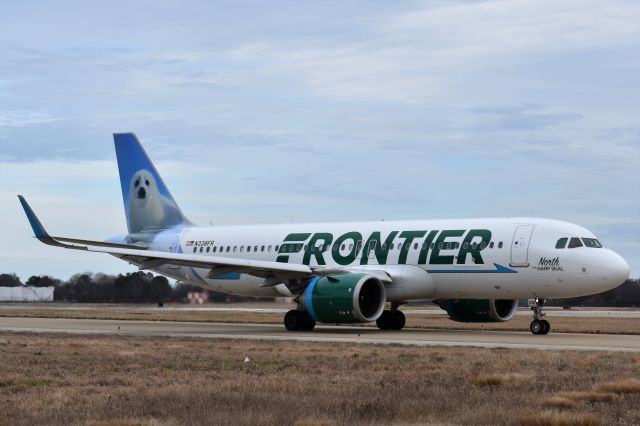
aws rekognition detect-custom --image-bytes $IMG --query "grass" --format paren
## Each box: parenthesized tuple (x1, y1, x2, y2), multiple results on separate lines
(1, 332, 640, 425)
(468, 372, 534, 386)
(1, 304, 640, 335)
(518, 412, 602, 426)
(594, 378, 640, 394)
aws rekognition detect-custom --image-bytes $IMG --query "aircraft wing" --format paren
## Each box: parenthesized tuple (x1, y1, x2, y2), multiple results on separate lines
(88, 246, 311, 278)
(18, 195, 312, 280)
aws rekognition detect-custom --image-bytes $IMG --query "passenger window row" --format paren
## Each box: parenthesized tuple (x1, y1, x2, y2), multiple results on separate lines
(192, 240, 505, 254)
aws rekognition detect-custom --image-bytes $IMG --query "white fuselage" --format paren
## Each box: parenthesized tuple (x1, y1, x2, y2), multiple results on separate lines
(139, 217, 629, 302)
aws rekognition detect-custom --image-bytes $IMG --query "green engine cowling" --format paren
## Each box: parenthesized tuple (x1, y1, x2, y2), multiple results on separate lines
(435, 299, 518, 322)
(300, 274, 386, 324)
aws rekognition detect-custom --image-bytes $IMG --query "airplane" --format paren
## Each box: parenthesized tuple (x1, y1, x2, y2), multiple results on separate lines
(18, 133, 630, 335)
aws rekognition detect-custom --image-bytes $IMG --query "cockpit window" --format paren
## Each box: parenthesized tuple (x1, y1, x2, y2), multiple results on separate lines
(568, 237, 583, 249)
(555, 238, 568, 249)
(582, 238, 603, 248)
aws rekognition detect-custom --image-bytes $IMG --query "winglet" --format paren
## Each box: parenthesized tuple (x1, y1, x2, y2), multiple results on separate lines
(17, 195, 72, 248)
(17, 195, 51, 241)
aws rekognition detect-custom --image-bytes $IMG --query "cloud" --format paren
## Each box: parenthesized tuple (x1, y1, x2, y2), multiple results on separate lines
(0, 111, 56, 127)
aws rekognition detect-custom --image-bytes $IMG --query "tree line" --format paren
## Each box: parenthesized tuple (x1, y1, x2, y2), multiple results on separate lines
(1, 272, 638, 306)
(0, 272, 262, 303)
(548, 278, 640, 308)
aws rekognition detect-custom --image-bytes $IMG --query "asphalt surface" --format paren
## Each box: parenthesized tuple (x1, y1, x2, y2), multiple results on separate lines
(1, 316, 639, 352)
(1, 303, 639, 317)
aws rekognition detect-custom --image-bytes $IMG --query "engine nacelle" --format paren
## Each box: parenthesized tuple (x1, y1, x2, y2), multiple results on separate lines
(300, 274, 386, 324)
(435, 299, 518, 322)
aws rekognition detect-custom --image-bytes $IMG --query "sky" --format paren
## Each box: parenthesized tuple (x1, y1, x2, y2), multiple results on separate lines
(0, 0, 639, 281)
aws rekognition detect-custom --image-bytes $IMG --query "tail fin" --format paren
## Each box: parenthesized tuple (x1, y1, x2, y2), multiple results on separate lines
(113, 133, 191, 234)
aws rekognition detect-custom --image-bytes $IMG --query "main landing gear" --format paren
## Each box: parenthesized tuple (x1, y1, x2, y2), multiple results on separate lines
(376, 304, 406, 330)
(284, 310, 316, 331)
(529, 298, 550, 335)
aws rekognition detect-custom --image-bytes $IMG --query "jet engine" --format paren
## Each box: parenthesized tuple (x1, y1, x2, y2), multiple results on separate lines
(435, 299, 518, 322)
(299, 274, 386, 323)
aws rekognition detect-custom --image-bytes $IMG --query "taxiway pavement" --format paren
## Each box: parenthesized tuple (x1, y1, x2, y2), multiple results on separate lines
(1, 316, 639, 352)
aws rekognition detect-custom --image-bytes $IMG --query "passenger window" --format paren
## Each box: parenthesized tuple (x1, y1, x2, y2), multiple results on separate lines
(414, 243, 418, 250)
(304, 244, 308, 251)
(193, 247, 197, 253)
(240, 246, 244, 252)
(206, 247, 210, 253)
(212, 247, 217, 253)
(498, 242, 503, 249)
(421, 243, 427, 252)
(463, 242, 468, 249)
(382, 244, 387, 250)
(261, 246, 265, 252)
(438, 242, 443, 249)
(480, 242, 486, 249)
(275, 245, 279, 252)
(370, 241, 376, 250)
(333, 245, 339, 252)
(489, 242, 494, 249)
(268, 245, 272, 252)
(555, 238, 568, 249)
(233, 246, 237, 252)
(247, 246, 251, 252)
(430, 243, 435, 250)
(199, 247, 203, 253)
(568, 238, 583, 249)
(472, 242, 477, 249)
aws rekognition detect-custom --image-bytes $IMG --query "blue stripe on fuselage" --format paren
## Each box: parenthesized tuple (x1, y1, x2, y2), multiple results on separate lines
(427, 263, 517, 273)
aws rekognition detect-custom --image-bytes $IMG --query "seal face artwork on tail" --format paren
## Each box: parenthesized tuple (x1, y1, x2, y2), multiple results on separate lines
(114, 133, 191, 234)
(128, 169, 183, 233)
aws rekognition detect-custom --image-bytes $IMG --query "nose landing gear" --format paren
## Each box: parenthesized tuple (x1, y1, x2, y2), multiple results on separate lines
(529, 298, 550, 335)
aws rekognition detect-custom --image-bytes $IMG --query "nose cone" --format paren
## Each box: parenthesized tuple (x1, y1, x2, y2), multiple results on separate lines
(602, 251, 630, 287)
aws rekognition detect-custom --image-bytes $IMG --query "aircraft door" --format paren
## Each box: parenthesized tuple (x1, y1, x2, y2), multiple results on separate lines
(510, 225, 535, 267)
(168, 232, 182, 270)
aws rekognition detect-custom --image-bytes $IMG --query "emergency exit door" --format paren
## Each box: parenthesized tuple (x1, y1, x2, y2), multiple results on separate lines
(510, 225, 535, 267)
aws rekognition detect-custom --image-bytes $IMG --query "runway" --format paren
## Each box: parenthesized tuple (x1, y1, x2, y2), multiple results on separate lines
(2, 303, 640, 317)
(2, 316, 639, 352)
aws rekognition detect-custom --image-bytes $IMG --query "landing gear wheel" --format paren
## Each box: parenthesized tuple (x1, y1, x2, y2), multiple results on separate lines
(540, 320, 550, 335)
(284, 310, 316, 331)
(530, 319, 543, 335)
(300, 315, 316, 331)
(376, 310, 393, 330)
(391, 310, 406, 330)
(284, 310, 301, 331)
(376, 310, 406, 330)
(529, 297, 550, 335)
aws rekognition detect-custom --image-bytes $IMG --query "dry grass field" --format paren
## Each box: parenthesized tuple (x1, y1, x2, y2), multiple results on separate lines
(0, 332, 639, 426)
(1, 304, 639, 335)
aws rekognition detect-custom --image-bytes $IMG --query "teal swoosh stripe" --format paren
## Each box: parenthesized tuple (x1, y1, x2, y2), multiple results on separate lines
(427, 263, 517, 273)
